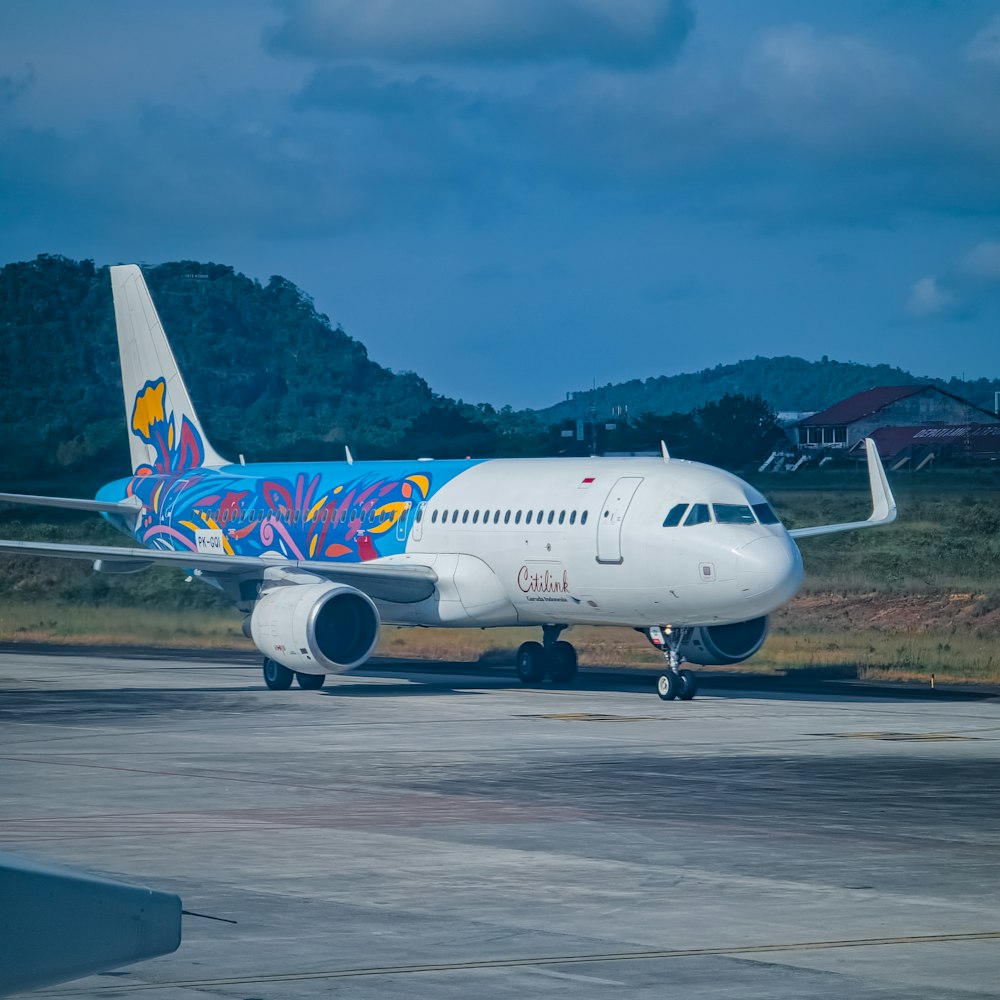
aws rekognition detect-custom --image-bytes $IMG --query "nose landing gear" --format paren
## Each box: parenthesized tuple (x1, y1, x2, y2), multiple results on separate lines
(646, 626, 698, 701)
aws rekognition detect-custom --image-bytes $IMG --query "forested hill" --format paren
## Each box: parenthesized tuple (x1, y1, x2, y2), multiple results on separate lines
(540, 357, 1000, 425)
(0, 255, 519, 487)
(3, 255, 999, 488)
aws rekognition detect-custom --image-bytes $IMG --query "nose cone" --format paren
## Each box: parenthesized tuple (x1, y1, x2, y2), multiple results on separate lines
(736, 534, 804, 611)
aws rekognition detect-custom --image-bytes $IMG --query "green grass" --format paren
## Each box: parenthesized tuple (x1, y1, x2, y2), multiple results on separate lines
(774, 486, 1000, 594)
(753, 631, 1000, 683)
(0, 599, 247, 647)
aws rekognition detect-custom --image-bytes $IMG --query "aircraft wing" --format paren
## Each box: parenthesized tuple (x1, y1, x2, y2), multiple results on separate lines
(0, 492, 143, 516)
(0, 538, 438, 604)
(788, 438, 897, 539)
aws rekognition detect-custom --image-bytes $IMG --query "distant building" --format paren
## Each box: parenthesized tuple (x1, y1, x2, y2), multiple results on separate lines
(776, 411, 817, 426)
(854, 424, 1000, 464)
(794, 386, 1000, 455)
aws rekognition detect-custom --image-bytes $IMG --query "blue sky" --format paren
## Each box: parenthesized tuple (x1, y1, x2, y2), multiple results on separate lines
(2, 1, 1000, 408)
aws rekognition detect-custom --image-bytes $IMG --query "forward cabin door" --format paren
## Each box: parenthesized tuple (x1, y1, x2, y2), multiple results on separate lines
(596, 477, 643, 564)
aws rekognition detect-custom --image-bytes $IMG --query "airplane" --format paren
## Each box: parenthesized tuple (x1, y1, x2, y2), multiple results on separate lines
(0, 265, 897, 700)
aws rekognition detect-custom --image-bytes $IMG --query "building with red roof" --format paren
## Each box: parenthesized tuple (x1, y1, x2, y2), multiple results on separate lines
(794, 385, 1000, 457)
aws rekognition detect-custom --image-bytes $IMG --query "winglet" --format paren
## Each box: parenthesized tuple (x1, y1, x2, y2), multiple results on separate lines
(864, 437, 896, 525)
(661, 440, 670, 463)
(788, 439, 897, 540)
(345, 446, 354, 465)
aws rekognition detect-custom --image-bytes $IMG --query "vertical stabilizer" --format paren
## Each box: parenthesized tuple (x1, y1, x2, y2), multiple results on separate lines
(111, 265, 228, 474)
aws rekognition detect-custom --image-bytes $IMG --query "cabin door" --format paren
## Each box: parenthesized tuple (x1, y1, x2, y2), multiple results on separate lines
(596, 477, 643, 564)
(411, 502, 426, 542)
(397, 502, 412, 543)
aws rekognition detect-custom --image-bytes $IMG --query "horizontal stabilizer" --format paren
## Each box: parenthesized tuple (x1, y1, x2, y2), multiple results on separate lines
(0, 538, 438, 604)
(0, 851, 181, 994)
(789, 438, 897, 539)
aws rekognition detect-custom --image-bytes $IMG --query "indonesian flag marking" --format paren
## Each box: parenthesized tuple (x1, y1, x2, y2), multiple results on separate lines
(579, 476, 595, 489)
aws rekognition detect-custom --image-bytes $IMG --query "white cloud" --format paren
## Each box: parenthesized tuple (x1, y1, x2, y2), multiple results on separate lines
(961, 240, 1000, 281)
(751, 24, 907, 96)
(744, 25, 917, 153)
(906, 275, 957, 318)
(967, 15, 1000, 67)
(268, 0, 693, 66)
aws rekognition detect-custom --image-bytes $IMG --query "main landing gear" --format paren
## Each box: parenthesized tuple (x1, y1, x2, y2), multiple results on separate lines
(516, 624, 579, 686)
(262, 658, 326, 691)
(645, 626, 698, 701)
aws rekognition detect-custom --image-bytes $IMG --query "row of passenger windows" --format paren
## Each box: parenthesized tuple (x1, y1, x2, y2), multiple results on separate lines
(425, 507, 590, 527)
(662, 502, 780, 528)
(208, 507, 392, 526)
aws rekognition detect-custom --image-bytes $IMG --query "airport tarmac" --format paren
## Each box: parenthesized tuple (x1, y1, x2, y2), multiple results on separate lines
(2, 649, 1000, 999)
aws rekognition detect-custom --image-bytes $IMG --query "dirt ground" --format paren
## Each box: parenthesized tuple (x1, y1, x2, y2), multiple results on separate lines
(774, 591, 1000, 637)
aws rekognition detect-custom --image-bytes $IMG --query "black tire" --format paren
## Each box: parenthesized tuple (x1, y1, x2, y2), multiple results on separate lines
(263, 658, 293, 691)
(677, 668, 698, 701)
(295, 671, 326, 690)
(516, 641, 547, 684)
(656, 671, 679, 701)
(547, 641, 578, 684)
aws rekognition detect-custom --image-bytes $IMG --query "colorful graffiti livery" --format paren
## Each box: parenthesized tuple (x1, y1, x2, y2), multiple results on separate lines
(123, 380, 436, 562)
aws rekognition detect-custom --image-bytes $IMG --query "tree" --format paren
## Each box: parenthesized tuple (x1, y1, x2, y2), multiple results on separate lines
(690, 394, 782, 469)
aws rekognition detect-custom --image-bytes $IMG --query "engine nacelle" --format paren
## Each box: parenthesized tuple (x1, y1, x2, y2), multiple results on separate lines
(677, 616, 768, 666)
(250, 583, 380, 674)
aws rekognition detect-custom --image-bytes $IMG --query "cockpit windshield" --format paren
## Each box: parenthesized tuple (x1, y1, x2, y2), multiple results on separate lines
(752, 503, 780, 525)
(712, 503, 755, 525)
(661, 499, 783, 528)
(662, 503, 688, 527)
(683, 503, 711, 526)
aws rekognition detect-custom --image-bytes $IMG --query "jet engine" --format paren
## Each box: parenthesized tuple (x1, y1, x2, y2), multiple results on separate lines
(677, 616, 768, 666)
(250, 583, 380, 674)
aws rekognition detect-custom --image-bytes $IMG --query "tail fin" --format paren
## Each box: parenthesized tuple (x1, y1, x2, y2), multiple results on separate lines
(111, 265, 229, 474)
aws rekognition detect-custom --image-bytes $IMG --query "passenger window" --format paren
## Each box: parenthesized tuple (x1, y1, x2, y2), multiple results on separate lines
(581, 510, 589, 525)
(431, 510, 438, 524)
(494, 510, 501, 524)
(713, 504, 755, 525)
(452, 510, 459, 524)
(472, 510, 479, 524)
(483, 509, 489, 522)
(752, 503, 781, 525)
(515, 511, 522, 524)
(416, 506, 424, 523)
(462, 510, 470, 523)
(547, 510, 555, 524)
(527, 510, 534, 524)
(558, 511, 565, 524)
(683, 503, 711, 526)
(569, 511, 576, 525)
(662, 503, 688, 527)
(504, 510, 511, 524)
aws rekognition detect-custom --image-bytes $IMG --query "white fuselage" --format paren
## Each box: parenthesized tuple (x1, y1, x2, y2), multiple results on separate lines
(377, 457, 804, 629)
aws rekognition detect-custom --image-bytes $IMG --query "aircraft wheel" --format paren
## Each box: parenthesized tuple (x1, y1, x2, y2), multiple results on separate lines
(677, 668, 698, 701)
(657, 671, 680, 701)
(263, 658, 294, 691)
(547, 641, 578, 684)
(516, 641, 547, 684)
(295, 671, 326, 690)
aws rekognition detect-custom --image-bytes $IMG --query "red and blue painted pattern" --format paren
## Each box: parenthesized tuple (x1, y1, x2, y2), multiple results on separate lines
(105, 378, 476, 562)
